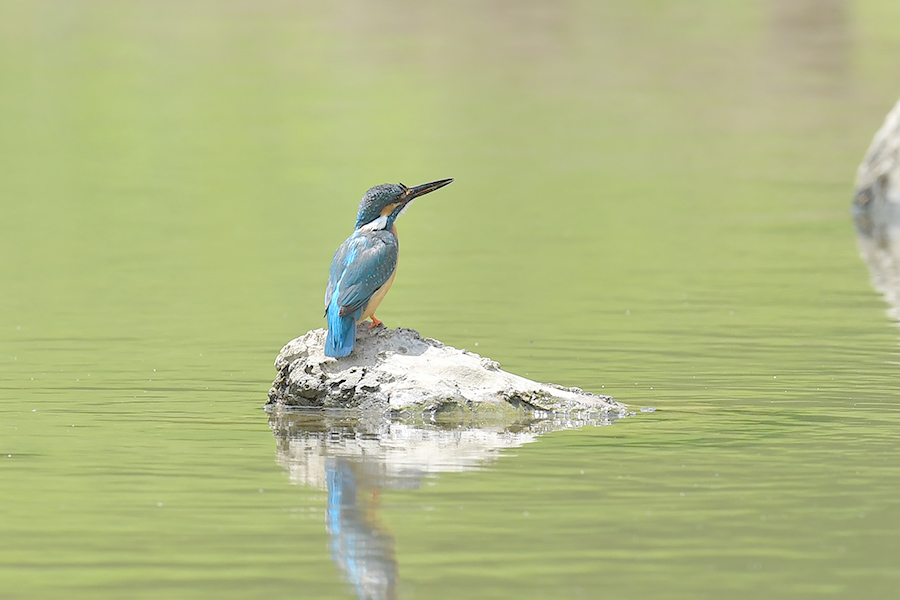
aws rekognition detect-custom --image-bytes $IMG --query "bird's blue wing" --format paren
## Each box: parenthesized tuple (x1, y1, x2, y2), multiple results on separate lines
(324, 242, 349, 308)
(326, 230, 398, 318)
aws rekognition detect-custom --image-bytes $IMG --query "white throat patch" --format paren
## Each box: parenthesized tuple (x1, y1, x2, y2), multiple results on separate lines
(395, 199, 414, 219)
(357, 215, 389, 232)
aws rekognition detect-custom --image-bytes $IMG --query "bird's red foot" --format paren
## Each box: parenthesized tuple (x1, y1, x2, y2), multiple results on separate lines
(368, 316, 383, 329)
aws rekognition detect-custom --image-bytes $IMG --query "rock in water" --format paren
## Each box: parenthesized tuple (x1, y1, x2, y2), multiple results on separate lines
(854, 98, 900, 320)
(854, 97, 900, 207)
(268, 326, 621, 417)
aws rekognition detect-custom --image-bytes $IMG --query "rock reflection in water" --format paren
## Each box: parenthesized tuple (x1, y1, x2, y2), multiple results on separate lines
(269, 409, 618, 600)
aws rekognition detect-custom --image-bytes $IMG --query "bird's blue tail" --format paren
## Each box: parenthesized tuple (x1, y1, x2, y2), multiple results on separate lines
(325, 306, 358, 358)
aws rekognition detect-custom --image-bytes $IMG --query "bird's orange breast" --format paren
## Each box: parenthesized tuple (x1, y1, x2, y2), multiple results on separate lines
(359, 267, 396, 323)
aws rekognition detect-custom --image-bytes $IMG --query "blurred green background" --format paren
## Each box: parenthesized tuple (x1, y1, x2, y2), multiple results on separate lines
(3, 1, 900, 598)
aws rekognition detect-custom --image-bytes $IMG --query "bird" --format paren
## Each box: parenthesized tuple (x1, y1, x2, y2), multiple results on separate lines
(323, 178, 454, 357)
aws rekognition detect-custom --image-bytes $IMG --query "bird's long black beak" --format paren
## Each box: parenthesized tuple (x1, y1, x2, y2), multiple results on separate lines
(405, 178, 453, 201)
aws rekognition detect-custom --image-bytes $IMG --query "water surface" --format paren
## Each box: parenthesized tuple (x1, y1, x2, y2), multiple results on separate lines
(3, 1, 900, 598)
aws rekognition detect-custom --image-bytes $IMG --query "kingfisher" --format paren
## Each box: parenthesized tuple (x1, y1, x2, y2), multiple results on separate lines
(323, 178, 454, 357)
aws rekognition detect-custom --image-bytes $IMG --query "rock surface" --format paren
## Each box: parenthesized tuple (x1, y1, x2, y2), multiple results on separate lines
(267, 325, 621, 416)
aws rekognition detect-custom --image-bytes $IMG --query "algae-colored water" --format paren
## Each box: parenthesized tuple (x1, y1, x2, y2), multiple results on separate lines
(3, 1, 900, 598)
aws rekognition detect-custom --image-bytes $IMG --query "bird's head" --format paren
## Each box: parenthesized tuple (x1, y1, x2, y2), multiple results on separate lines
(354, 178, 453, 231)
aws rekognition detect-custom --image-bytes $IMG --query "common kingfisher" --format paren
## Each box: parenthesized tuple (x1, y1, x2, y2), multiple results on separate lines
(324, 178, 454, 357)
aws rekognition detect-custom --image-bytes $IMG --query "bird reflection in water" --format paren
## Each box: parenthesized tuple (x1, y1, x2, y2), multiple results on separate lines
(325, 457, 397, 600)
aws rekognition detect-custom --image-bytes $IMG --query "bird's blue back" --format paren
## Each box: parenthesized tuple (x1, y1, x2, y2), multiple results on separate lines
(324, 229, 399, 357)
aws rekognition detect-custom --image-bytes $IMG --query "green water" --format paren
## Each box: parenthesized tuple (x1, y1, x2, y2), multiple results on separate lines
(3, 1, 900, 598)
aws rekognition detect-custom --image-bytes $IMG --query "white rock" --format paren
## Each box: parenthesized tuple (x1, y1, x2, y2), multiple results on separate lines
(268, 326, 621, 416)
